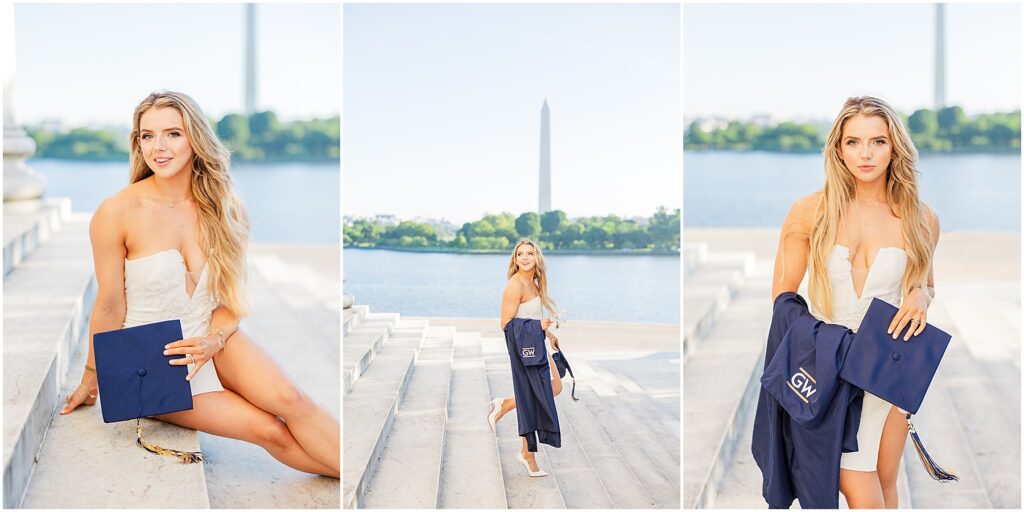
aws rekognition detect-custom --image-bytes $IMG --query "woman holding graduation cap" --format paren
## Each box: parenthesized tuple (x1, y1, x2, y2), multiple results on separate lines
(771, 96, 940, 508)
(60, 91, 340, 479)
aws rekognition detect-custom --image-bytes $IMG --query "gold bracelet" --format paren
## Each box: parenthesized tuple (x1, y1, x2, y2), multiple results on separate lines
(84, 364, 97, 374)
(209, 328, 226, 349)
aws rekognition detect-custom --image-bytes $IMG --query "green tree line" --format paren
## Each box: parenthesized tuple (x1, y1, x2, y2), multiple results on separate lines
(27, 111, 340, 162)
(344, 207, 681, 252)
(685, 106, 1020, 153)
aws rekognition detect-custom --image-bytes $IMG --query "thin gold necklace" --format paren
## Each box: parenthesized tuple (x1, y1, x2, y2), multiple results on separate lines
(153, 181, 191, 208)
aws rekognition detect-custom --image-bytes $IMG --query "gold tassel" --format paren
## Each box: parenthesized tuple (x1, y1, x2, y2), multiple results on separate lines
(136, 419, 205, 464)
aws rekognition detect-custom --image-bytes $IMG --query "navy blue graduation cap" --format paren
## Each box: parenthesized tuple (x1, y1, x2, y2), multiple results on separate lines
(551, 350, 579, 401)
(93, 319, 204, 463)
(842, 298, 957, 482)
(844, 298, 950, 414)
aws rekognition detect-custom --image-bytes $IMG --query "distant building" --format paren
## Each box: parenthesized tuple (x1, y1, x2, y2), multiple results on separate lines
(411, 217, 459, 241)
(628, 215, 650, 227)
(373, 214, 400, 226)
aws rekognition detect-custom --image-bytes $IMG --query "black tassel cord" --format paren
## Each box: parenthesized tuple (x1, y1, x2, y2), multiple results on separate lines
(906, 414, 958, 482)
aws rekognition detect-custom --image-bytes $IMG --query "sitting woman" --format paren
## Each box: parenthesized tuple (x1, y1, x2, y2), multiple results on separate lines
(60, 90, 340, 478)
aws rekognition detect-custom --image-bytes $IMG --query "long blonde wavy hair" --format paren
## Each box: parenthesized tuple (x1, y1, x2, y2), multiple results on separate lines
(129, 91, 250, 317)
(507, 239, 561, 317)
(808, 96, 934, 319)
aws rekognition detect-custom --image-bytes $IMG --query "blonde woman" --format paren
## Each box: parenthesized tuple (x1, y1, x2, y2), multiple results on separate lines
(60, 91, 340, 478)
(772, 96, 939, 508)
(487, 239, 563, 476)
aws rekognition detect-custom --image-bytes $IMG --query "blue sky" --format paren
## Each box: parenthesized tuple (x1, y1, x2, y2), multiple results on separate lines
(684, 3, 1021, 119)
(13, 3, 340, 126)
(343, 3, 682, 223)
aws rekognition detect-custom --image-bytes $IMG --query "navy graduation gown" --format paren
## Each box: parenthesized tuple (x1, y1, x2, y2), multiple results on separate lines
(503, 317, 561, 452)
(752, 292, 863, 509)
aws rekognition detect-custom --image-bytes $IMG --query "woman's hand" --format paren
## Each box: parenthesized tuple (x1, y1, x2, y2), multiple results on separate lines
(164, 334, 222, 381)
(60, 372, 98, 415)
(548, 332, 560, 351)
(889, 287, 931, 341)
(541, 318, 554, 331)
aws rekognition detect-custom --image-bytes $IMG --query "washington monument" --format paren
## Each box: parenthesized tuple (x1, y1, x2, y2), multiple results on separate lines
(539, 100, 551, 213)
(245, 4, 257, 114)
(934, 3, 946, 110)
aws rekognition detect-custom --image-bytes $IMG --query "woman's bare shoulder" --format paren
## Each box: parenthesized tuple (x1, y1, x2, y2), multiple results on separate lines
(91, 183, 143, 231)
(503, 277, 527, 299)
(790, 190, 822, 218)
(780, 190, 821, 238)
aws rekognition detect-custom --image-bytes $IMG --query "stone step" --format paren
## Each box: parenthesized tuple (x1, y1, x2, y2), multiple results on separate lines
(343, 312, 402, 396)
(682, 263, 772, 509)
(344, 305, 370, 336)
(252, 279, 339, 361)
(342, 325, 425, 509)
(898, 343, 993, 508)
(248, 252, 339, 313)
(198, 259, 340, 508)
(247, 254, 340, 361)
(573, 359, 681, 462)
(683, 251, 756, 357)
(362, 326, 456, 508)
(480, 337, 566, 509)
(21, 327, 209, 508)
(2, 214, 96, 509)
(551, 375, 658, 508)
(533, 350, 680, 507)
(3, 198, 70, 278)
(937, 287, 1021, 430)
(528, 348, 679, 507)
(570, 361, 680, 483)
(246, 255, 341, 373)
(905, 300, 1019, 508)
(572, 382, 680, 508)
(437, 332, 507, 509)
(683, 242, 708, 277)
(536, 395, 616, 509)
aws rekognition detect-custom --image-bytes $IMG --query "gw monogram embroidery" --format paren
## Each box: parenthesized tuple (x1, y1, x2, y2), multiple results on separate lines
(786, 367, 817, 403)
(522, 347, 535, 358)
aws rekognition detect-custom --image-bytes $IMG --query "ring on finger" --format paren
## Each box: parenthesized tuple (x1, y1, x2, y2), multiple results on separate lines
(909, 319, 921, 325)
(188, 354, 196, 365)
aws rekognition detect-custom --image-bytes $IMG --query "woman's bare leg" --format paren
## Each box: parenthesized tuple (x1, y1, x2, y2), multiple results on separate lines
(839, 469, 884, 509)
(212, 329, 340, 476)
(495, 352, 563, 424)
(519, 437, 541, 472)
(876, 406, 909, 508)
(155, 390, 336, 477)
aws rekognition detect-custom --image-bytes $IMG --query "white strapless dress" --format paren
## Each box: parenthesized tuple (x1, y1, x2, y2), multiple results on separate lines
(813, 245, 907, 472)
(123, 249, 224, 396)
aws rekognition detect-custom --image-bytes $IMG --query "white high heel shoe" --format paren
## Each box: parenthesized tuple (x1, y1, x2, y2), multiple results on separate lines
(516, 452, 549, 477)
(486, 398, 503, 434)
